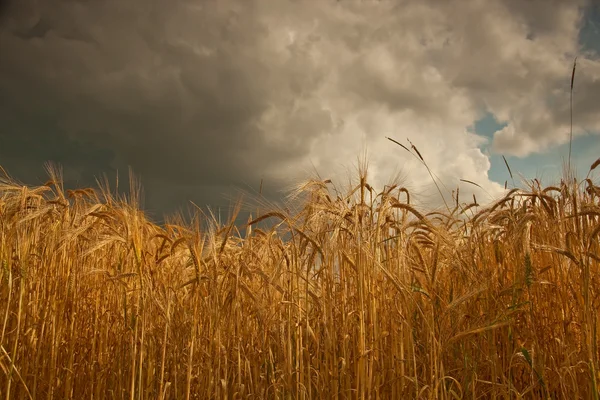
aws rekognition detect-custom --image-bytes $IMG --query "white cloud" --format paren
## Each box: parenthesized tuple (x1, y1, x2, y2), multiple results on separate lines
(252, 0, 598, 206)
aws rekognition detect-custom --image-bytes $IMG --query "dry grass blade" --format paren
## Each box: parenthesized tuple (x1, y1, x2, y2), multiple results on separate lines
(447, 321, 512, 344)
(0, 345, 33, 400)
(568, 57, 577, 175)
(247, 211, 287, 226)
(588, 157, 600, 178)
(445, 285, 487, 311)
(460, 179, 483, 190)
(386, 136, 411, 153)
(571, 56, 577, 91)
(408, 139, 424, 162)
(532, 243, 579, 265)
(502, 155, 513, 180)
(389, 198, 425, 221)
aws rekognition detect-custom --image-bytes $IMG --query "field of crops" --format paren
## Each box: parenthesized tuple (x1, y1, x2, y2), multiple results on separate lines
(1, 163, 600, 399)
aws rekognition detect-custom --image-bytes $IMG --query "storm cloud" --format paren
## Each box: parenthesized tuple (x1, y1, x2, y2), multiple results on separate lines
(1, 0, 598, 218)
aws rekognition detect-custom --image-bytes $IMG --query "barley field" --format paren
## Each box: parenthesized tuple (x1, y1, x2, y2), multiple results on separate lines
(1, 162, 599, 399)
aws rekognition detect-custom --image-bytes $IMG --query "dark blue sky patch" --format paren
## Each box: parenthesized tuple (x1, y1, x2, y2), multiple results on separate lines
(470, 112, 508, 142)
(579, 3, 600, 57)
(487, 133, 600, 187)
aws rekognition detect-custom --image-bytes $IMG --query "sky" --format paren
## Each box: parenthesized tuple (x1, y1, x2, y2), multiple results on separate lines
(0, 0, 599, 221)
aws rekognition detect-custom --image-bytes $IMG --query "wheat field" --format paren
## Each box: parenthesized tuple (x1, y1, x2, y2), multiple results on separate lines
(1, 162, 599, 399)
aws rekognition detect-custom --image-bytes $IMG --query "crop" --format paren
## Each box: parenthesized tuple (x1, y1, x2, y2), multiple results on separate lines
(1, 157, 600, 399)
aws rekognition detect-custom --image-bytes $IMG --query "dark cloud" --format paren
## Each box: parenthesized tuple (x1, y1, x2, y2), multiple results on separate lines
(0, 0, 598, 219)
(0, 0, 323, 217)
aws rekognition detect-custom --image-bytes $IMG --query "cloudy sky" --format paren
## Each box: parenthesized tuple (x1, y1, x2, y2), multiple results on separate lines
(1, 0, 599, 221)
